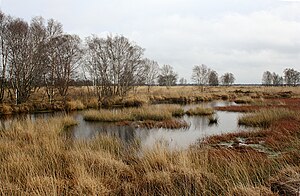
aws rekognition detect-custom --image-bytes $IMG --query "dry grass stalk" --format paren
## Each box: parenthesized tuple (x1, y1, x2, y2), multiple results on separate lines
(186, 107, 214, 116)
(238, 108, 298, 128)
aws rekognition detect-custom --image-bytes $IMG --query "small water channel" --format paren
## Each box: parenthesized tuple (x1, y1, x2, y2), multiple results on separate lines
(0, 101, 249, 150)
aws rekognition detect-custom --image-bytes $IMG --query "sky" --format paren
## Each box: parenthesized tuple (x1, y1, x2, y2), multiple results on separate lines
(1, 0, 300, 83)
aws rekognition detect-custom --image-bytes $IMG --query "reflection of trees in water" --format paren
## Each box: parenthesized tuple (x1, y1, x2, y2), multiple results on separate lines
(184, 116, 209, 131)
(74, 122, 136, 143)
(0, 112, 63, 130)
(134, 128, 151, 143)
(103, 126, 136, 143)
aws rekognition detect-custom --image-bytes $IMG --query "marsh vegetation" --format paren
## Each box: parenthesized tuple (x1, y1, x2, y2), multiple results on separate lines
(1, 99, 300, 195)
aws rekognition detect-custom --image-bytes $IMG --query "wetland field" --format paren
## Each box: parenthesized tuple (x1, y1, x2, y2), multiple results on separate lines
(0, 86, 300, 195)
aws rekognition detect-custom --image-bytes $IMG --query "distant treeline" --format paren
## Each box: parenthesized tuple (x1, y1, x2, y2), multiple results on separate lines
(0, 10, 299, 105)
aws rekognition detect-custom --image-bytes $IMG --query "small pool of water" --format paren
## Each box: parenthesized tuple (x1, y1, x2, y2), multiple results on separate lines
(69, 110, 246, 150)
(0, 101, 249, 150)
(69, 101, 246, 149)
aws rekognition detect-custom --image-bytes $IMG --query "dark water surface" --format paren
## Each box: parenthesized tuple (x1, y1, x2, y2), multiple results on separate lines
(0, 101, 249, 149)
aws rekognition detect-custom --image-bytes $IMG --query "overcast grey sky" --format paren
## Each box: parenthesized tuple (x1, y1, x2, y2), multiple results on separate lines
(1, 0, 300, 83)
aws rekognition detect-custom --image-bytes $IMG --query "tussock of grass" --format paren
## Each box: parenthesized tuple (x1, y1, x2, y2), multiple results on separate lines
(238, 108, 298, 128)
(234, 97, 254, 104)
(61, 116, 78, 129)
(155, 104, 185, 117)
(122, 96, 149, 107)
(83, 105, 184, 122)
(0, 104, 13, 114)
(66, 100, 85, 111)
(132, 107, 172, 121)
(269, 166, 300, 195)
(186, 107, 214, 116)
(83, 109, 131, 122)
(208, 115, 218, 124)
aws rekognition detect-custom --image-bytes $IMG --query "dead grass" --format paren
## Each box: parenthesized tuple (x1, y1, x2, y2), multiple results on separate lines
(83, 109, 131, 122)
(66, 100, 85, 111)
(234, 96, 254, 104)
(186, 107, 215, 116)
(0, 104, 13, 114)
(1, 86, 300, 115)
(135, 119, 190, 129)
(1, 86, 300, 195)
(0, 114, 300, 195)
(238, 108, 298, 128)
(83, 105, 183, 122)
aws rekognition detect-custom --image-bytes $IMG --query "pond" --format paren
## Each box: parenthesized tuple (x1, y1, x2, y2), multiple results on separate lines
(0, 101, 249, 150)
(70, 101, 248, 149)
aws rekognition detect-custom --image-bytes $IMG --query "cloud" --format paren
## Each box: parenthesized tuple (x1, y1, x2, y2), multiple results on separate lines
(1, 0, 300, 83)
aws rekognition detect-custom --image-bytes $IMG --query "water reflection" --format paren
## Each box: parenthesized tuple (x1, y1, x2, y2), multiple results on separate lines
(132, 111, 245, 150)
(69, 101, 244, 150)
(71, 114, 136, 143)
(0, 101, 247, 150)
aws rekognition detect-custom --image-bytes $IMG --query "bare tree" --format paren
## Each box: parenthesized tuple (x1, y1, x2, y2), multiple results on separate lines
(5, 17, 46, 104)
(142, 58, 159, 92)
(158, 64, 178, 88)
(85, 35, 144, 103)
(47, 34, 82, 101)
(208, 70, 219, 86)
(284, 68, 300, 86)
(262, 71, 273, 86)
(179, 77, 187, 85)
(43, 19, 64, 103)
(0, 11, 8, 103)
(272, 72, 283, 86)
(191, 64, 210, 86)
(220, 73, 235, 86)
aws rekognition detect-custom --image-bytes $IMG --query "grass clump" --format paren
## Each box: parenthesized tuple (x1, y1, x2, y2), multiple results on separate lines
(121, 96, 149, 107)
(156, 104, 185, 117)
(238, 108, 298, 128)
(234, 96, 254, 104)
(66, 100, 85, 111)
(83, 109, 131, 122)
(61, 116, 78, 129)
(208, 115, 218, 125)
(0, 104, 13, 114)
(132, 109, 172, 121)
(186, 107, 214, 116)
(83, 105, 184, 122)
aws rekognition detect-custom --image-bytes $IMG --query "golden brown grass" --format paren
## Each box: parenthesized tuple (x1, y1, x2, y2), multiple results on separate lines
(66, 100, 86, 111)
(134, 119, 190, 129)
(1, 85, 300, 115)
(83, 105, 184, 122)
(238, 108, 298, 127)
(234, 96, 254, 104)
(186, 107, 215, 116)
(1, 114, 300, 195)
